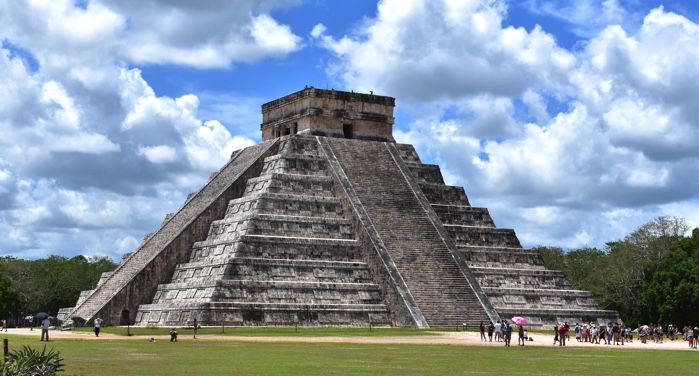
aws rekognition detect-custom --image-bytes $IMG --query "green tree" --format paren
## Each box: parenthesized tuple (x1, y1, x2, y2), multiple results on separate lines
(0, 272, 20, 318)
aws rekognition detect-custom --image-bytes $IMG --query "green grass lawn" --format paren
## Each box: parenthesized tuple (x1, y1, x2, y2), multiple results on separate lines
(2, 333, 695, 375)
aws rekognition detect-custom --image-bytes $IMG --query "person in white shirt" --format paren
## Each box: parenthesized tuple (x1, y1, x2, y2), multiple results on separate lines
(94, 318, 103, 337)
(494, 321, 502, 342)
(40, 317, 50, 341)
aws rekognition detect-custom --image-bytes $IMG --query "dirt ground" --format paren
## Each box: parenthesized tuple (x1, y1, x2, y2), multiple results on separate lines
(5, 328, 697, 351)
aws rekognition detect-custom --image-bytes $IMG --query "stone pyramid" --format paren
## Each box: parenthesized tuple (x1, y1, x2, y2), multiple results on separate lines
(62, 88, 620, 327)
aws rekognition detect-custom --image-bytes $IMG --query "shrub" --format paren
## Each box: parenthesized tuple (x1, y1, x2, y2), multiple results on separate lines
(1, 345, 64, 376)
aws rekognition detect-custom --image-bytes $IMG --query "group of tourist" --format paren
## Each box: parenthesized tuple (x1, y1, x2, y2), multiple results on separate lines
(570, 322, 628, 345)
(559, 322, 699, 349)
(480, 320, 528, 347)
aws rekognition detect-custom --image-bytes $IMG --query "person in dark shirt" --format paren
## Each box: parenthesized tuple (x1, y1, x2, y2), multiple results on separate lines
(504, 322, 513, 347)
(487, 321, 494, 342)
(518, 325, 525, 346)
(480, 321, 486, 341)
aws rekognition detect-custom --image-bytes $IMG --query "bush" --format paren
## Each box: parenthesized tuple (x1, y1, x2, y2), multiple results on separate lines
(1, 345, 64, 376)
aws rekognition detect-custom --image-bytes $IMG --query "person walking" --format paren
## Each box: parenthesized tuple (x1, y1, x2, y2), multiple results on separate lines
(1, 319, 7, 332)
(518, 325, 525, 346)
(40, 317, 50, 342)
(28, 316, 33, 331)
(94, 318, 103, 337)
(553, 325, 559, 345)
(193, 318, 198, 339)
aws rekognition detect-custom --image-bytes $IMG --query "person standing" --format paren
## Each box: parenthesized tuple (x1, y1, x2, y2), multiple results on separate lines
(1, 319, 7, 332)
(494, 321, 502, 342)
(94, 318, 103, 337)
(28, 316, 33, 331)
(553, 325, 559, 345)
(504, 321, 512, 347)
(518, 325, 525, 346)
(559, 322, 570, 346)
(193, 318, 198, 339)
(487, 321, 494, 342)
(40, 317, 50, 342)
(479, 321, 486, 341)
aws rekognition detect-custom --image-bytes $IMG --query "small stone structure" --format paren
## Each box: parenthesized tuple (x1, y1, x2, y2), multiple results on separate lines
(61, 88, 620, 327)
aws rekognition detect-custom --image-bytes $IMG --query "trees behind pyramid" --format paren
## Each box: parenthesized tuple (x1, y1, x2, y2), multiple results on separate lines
(60, 88, 620, 328)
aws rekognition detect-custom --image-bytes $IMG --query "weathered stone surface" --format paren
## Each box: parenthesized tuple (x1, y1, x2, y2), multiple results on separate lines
(66, 89, 620, 328)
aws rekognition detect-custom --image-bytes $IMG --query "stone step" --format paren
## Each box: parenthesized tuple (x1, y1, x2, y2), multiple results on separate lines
(277, 136, 322, 156)
(262, 154, 329, 176)
(244, 173, 336, 197)
(420, 183, 470, 206)
(190, 235, 362, 263)
(482, 287, 600, 311)
(135, 302, 391, 326)
(326, 137, 490, 327)
(152, 280, 383, 305)
(405, 163, 444, 184)
(207, 214, 354, 241)
(395, 143, 421, 163)
(223, 258, 373, 283)
(432, 205, 494, 227)
(225, 192, 345, 220)
(471, 267, 574, 290)
(446, 226, 522, 248)
(459, 247, 546, 269)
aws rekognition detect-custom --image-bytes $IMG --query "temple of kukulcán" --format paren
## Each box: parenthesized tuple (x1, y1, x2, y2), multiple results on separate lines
(60, 88, 620, 328)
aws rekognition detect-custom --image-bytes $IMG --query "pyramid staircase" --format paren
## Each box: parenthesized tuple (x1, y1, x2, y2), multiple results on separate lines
(134, 136, 391, 326)
(393, 143, 620, 326)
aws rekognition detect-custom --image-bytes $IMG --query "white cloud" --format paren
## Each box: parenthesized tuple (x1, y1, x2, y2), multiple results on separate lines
(314, 0, 574, 102)
(0, 0, 276, 259)
(321, 1, 699, 248)
(138, 145, 178, 164)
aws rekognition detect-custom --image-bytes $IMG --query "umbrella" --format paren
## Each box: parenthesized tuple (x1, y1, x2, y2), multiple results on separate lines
(511, 316, 528, 325)
(34, 312, 49, 320)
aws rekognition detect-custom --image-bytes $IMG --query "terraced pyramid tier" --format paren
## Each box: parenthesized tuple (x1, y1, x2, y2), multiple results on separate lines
(63, 88, 620, 328)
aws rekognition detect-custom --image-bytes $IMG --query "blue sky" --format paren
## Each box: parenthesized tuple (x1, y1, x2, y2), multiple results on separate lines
(2, 0, 699, 260)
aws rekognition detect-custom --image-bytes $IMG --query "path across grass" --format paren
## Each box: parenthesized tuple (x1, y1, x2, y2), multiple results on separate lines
(2, 332, 695, 375)
(73, 326, 441, 337)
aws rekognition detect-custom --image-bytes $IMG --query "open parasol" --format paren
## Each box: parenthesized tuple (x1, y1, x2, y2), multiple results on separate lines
(511, 316, 528, 325)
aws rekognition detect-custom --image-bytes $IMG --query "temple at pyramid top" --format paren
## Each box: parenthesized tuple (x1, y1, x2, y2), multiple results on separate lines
(261, 87, 395, 142)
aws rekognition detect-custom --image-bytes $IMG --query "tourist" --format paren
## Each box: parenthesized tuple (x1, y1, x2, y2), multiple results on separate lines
(575, 323, 581, 342)
(518, 325, 525, 346)
(28, 316, 33, 331)
(590, 325, 598, 344)
(170, 328, 178, 342)
(1, 319, 7, 332)
(480, 321, 486, 341)
(40, 317, 50, 342)
(686, 326, 693, 349)
(612, 322, 621, 345)
(193, 318, 198, 339)
(94, 317, 103, 337)
(494, 321, 502, 342)
(487, 321, 494, 342)
(553, 325, 559, 345)
(504, 321, 512, 347)
(559, 322, 569, 346)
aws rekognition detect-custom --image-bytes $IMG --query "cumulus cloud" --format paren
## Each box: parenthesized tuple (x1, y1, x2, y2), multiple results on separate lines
(0, 0, 291, 259)
(314, 0, 574, 102)
(321, 1, 699, 248)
